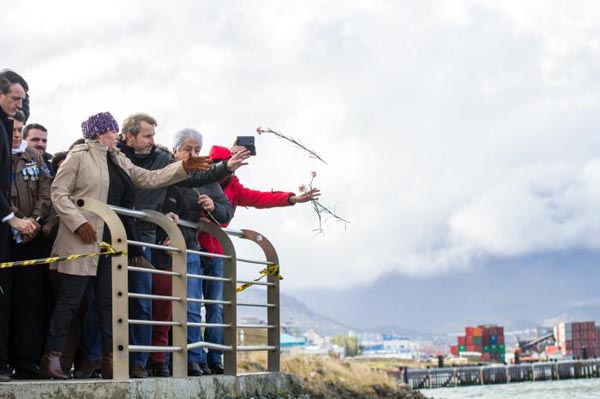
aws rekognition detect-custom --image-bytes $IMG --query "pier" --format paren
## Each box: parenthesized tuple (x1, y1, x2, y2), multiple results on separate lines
(391, 359, 600, 389)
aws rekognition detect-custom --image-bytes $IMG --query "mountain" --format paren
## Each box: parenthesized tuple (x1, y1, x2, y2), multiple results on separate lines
(289, 249, 600, 335)
(237, 289, 353, 336)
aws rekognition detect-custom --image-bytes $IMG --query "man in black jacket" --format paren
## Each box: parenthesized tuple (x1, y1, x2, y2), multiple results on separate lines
(116, 113, 249, 378)
(0, 70, 37, 382)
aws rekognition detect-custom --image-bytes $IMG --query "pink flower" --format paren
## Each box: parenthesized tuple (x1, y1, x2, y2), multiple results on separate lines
(298, 184, 307, 192)
(311, 171, 317, 177)
(256, 127, 262, 135)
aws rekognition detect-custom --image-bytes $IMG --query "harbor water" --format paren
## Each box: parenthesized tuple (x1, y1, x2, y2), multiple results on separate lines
(425, 378, 600, 399)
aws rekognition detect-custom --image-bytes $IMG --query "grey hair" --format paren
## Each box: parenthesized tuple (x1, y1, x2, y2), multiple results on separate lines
(173, 128, 203, 151)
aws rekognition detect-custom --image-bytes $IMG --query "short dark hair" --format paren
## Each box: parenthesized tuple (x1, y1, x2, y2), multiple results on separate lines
(23, 123, 48, 139)
(0, 69, 28, 94)
(12, 110, 25, 123)
(52, 151, 68, 172)
(120, 113, 157, 139)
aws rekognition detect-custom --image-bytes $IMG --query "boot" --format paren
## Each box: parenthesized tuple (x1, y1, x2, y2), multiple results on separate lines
(41, 351, 69, 380)
(101, 353, 113, 379)
(74, 358, 101, 379)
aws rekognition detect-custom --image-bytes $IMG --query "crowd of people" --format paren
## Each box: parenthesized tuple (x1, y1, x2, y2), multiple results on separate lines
(0, 69, 321, 381)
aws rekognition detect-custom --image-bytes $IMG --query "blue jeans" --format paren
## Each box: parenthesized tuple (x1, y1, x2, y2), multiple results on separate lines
(128, 232, 154, 368)
(82, 281, 102, 361)
(187, 253, 206, 364)
(201, 256, 223, 365)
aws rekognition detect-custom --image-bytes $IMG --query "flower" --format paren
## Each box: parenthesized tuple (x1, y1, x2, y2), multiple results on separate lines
(298, 184, 307, 192)
(311, 171, 317, 177)
(256, 126, 263, 135)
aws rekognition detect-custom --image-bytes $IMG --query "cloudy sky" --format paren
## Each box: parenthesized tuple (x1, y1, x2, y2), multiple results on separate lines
(3, 0, 600, 291)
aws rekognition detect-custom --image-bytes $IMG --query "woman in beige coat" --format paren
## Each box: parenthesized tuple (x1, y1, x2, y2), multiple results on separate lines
(41, 112, 212, 380)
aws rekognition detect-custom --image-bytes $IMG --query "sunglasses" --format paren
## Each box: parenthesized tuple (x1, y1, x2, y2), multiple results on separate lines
(30, 137, 47, 143)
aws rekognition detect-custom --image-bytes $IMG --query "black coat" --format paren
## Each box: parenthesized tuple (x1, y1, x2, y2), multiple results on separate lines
(0, 111, 13, 261)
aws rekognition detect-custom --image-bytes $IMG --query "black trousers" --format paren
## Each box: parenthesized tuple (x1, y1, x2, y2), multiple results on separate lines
(45, 256, 112, 354)
(0, 236, 49, 370)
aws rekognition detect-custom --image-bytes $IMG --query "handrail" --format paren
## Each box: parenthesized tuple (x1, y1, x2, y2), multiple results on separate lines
(73, 197, 280, 378)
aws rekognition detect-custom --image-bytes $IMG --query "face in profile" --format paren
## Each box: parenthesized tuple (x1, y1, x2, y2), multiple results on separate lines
(0, 83, 26, 117)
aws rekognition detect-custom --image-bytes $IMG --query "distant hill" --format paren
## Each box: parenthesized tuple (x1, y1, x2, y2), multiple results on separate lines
(237, 289, 353, 337)
(289, 249, 600, 335)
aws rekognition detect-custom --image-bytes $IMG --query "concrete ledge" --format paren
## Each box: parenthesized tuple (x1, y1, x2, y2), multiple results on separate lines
(0, 373, 304, 399)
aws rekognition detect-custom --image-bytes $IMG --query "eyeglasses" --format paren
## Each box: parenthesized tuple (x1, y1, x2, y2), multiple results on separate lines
(30, 137, 47, 143)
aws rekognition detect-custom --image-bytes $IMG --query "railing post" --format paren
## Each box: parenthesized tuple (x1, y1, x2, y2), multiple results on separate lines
(241, 229, 280, 373)
(75, 197, 129, 380)
(143, 210, 188, 378)
(198, 220, 237, 375)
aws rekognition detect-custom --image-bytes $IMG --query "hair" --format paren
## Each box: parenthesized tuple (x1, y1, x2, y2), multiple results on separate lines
(23, 123, 48, 139)
(52, 151, 68, 172)
(69, 138, 86, 150)
(120, 113, 157, 139)
(0, 69, 28, 94)
(172, 128, 203, 151)
(11, 110, 25, 123)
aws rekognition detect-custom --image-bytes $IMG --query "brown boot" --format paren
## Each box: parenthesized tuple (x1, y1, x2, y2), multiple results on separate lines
(101, 353, 113, 379)
(41, 352, 69, 380)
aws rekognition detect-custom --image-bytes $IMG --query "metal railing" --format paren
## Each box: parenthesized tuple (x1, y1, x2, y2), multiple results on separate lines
(74, 197, 281, 379)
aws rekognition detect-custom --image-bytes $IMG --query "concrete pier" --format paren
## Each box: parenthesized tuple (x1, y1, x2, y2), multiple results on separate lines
(0, 373, 303, 399)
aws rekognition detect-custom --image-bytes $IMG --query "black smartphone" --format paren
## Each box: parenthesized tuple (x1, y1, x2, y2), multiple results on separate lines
(236, 136, 256, 156)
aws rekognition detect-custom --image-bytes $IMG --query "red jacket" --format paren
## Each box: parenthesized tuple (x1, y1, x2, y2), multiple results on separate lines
(198, 145, 293, 254)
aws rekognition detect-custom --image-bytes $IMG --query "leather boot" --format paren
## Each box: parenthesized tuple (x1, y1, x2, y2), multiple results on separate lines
(74, 358, 101, 379)
(101, 353, 113, 379)
(41, 351, 69, 380)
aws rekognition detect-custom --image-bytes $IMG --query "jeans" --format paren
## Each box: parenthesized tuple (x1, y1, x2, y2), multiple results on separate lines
(128, 230, 154, 368)
(201, 256, 223, 365)
(81, 282, 102, 361)
(187, 253, 206, 364)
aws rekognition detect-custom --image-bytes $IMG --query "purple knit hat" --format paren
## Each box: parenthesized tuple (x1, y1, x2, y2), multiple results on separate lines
(81, 112, 119, 139)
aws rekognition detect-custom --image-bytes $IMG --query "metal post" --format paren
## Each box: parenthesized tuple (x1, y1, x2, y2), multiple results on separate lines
(198, 220, 237, 375)
(76, 197, 129, 380)
(143, 210, 188, 378)
(241, 229, 280, 373)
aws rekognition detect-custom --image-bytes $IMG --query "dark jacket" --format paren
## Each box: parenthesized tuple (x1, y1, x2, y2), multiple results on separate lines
(11, 146, 52, 221)
(151, 181, 233, 269)
(117, 142, 232, 235)
(0, 111, 12, 261)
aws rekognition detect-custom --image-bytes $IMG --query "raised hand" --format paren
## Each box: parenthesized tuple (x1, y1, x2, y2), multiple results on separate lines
(182, 154, 212, 172)
(226, 149, 251, 171)
(290, 187, 321, 204)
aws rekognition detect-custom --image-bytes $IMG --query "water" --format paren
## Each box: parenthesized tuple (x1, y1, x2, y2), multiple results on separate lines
(424, 378, 600, 399)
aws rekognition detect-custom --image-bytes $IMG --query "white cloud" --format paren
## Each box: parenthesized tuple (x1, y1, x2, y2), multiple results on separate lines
(3, 0, 600, 289)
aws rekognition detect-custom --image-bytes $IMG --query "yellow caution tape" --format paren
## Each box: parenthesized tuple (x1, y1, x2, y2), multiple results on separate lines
(0, 242, 127, 270)
(236, 264, 283, 294)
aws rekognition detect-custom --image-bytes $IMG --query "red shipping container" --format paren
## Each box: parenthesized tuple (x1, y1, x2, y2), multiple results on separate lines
(458, 336, 466, 345)
(466, 336, 474, 345)
(498, 327, 504, 335)
(450, 345, 459, 356)
(498, 336, 505, 345)
(466, 345, 475, 352)
(481, 353, 491, 361)
(466, 327, 474, 336)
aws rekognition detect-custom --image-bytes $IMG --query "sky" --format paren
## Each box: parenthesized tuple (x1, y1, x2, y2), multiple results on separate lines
(3, 0, 600, 291)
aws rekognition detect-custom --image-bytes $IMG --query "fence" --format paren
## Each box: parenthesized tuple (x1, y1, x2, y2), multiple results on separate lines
(75, 196, 281, 379)
(393, 359, 600, 389)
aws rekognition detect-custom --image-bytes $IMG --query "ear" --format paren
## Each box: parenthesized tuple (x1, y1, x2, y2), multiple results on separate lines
(125, 131, 134, 142)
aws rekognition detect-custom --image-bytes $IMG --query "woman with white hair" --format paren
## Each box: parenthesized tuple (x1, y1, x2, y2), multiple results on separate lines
(148, 128, 234, 377)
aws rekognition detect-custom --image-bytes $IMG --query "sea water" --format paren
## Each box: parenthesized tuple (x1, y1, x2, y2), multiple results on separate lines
(424, 378, 600, 399)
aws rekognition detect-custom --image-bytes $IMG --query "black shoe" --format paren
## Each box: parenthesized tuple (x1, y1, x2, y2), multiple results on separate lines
(150, 362, 170, 377)
(209, 363, 224, 375)
(13, 366, 43, 380)
(199, 363, 212, 375)
(0, 366, 11, 383)
(129, 364, 148, 379)
(187, 362, 203, 376)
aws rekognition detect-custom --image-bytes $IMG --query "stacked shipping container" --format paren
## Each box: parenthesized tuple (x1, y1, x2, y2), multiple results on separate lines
(450, 325, 505, 362)
(554, 321, 599, 358)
